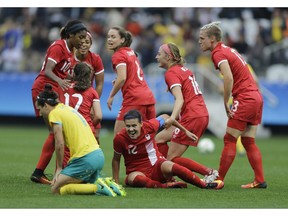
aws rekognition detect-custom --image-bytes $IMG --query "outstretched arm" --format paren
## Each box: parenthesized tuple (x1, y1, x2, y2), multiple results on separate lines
(112, 151, 122, 184)
(157, 114, 198, 142)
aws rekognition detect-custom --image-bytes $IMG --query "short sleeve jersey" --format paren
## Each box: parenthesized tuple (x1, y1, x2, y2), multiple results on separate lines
(165, 65, 208, 120)
(48, 103, 99, 161)
(211, 42, 258, 97)
(72, 51, 104, 86)
(33, 40, 74, 90)
(58, 83, 100, 133)
(113, 118, 162, 174)
(111, 47, 156, 106)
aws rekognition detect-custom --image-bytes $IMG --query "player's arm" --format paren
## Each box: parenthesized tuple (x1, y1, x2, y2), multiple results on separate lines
(165, 85, 183, 128)
(45, 59, 70, 90)
(219, 61, 233, 117)
(94, 72, 104, 97)
(91, 100, 102, 126)
(157, 114, 198, 142)
(52, 123, 65, 183)
(107, 65, 126, 110)
(112, 151, 122, 184)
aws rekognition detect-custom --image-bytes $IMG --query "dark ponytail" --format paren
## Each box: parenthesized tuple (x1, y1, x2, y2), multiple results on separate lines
(36, 84, 59, 107)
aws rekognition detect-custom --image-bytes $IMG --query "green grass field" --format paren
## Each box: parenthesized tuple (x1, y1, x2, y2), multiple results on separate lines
(0, 124, 287, 210)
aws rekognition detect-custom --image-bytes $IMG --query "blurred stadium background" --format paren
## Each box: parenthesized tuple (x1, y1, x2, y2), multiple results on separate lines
(0, 8, 287, 137)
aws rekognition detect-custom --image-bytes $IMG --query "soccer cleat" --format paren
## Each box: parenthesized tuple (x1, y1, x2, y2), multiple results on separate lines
(95, 178, 117, 197)
(241, 181, 267, 189)
(104, 177, 127, 196)
(203, 169, 219, 183)
(205, 180, 224, 190)
(30, 173, 52, 185)
(166, 181, 188, 188)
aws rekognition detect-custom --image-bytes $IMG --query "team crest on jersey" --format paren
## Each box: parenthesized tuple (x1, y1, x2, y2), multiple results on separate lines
(145, 134, 151, 140)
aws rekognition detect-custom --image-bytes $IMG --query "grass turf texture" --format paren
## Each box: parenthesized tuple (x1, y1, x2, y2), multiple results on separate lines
(0, 125, 288, 209)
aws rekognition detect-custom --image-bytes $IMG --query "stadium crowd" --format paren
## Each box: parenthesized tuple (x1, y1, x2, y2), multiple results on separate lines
(0, 8, 288, 76)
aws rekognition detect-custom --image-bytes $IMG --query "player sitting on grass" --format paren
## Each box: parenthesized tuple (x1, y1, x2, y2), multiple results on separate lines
(112, 109, 223, 189)
(36, 83, 125, 196)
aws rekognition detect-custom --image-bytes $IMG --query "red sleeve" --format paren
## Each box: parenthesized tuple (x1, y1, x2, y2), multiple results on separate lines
(212, 50, 228, 70)
(144, 119, 160, 133)
(91, 53, 104, 74)
(165, 70, 181, 91)
(113, 133, 125, 154)
(47, 43, 65, 64)
(111, 51, 126, 71)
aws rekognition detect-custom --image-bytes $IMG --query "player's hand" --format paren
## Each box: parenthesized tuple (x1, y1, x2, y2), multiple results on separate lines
(59, 79, 71, 90)
(164, 117, 174, 129)
(185, 131, 198, 142)
(52, 168, 62, 185)
(107, 96, 114, 111)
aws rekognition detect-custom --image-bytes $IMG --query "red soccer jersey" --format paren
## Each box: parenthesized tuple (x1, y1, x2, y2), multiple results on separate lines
(113, 119, 163, 175)
(32, 40, 74, 91)
(211, 42, 258, 97)
(165, 65, 209, 120)
(58, 83, 100, 133)
(72, 51, 104, 86)
(111, 47, 156, 106)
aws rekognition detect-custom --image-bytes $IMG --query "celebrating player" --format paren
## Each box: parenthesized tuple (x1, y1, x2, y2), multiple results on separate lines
(199, 21, 266, 189)
(30, 20, 88, 184)
(112, 109, 221, 189)
(106, 26, 156, 136)
(155, 42, 220, 186)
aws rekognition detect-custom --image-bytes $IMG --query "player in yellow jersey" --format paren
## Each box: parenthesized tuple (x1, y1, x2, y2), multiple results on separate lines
(218, 63, 259, 156)
(36, 84, 125, 196)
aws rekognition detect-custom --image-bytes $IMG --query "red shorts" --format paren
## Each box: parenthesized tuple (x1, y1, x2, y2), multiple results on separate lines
(228, 91, 263, 130)
(124, 157, 169, 185)
(117, 104, 156, 121)
(171, 116, 209, 147)
(149, 158, 170, 183)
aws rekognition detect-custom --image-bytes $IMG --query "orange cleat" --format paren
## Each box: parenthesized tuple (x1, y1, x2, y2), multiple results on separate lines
(241, 181, 267, 189)
(205, 180, 224, 190)
(30, 173, 52, 185)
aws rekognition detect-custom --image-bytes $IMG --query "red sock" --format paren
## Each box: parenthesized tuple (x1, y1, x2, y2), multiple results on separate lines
(36, 133, 55, 171)
(172, 163, 206, 188)
(157, 142, 169, 158)
(241, 137, 265, 183)
(218, 133, 237, 180)
(172, 156, 211, 175)
(132, 175, 166, 188)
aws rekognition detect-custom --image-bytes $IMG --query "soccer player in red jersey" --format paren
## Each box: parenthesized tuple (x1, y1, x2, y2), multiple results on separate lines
(106, 26, 156, 136)
(199, 21, 267, 189)
(112, 109, 221, 189)
(58, 62, 102, 167)
(155, 42, 220, 186)
(72, 32, 104, 143)
(30, 20, 88, 184)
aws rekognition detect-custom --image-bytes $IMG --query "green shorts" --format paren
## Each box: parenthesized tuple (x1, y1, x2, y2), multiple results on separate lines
(61, 149, 104, 183)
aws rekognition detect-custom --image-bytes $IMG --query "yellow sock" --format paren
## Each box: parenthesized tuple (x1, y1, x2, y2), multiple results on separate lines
(60, 184, 97, 195)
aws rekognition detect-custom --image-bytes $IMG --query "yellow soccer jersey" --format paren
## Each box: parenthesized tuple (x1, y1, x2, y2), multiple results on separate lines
(48, 103, 99, 161)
